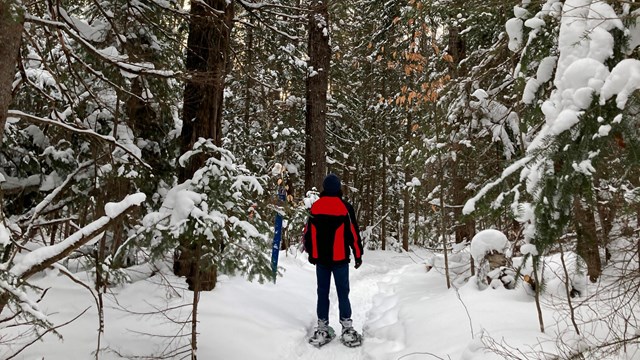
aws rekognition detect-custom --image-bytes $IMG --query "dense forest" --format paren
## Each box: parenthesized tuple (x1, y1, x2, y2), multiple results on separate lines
(0, 0, 639, 358)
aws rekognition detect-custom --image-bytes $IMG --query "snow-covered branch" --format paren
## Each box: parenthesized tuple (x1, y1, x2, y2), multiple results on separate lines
(7, 110, 151, 169)
(24, 14, 177, 78)
(463, 155, 533, 215)
(24, 160, 94, 233)
(10, 193, 146, 280)
(237, 0, 306, 12)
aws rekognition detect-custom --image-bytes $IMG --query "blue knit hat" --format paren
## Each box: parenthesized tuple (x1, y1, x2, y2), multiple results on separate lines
(322, 173, 341, 196)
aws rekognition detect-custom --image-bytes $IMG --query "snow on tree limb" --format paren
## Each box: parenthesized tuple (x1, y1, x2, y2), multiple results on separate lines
(24, 14, 177, 78)
(7, 110, 151, 169)
(25, 160, 94, 230)
(10, 193, 146, 280)
(0, 280, 47, 322)
(463, 156, 533, 215)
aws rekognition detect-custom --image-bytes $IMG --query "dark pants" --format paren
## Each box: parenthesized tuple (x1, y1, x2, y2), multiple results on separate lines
(316, 263, 351, 323)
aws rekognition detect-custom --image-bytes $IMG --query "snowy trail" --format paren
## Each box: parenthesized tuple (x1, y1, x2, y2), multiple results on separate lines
(12, 250, 434, 360)
(278, 252, 416, 360)
(195, 250, 421, 360)
(12, 248, 629, 359)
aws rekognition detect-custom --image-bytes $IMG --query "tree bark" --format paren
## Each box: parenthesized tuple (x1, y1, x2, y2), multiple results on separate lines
(304, 0, 330, 191)
(175, 0, 234, 291)
(447, 22, 473, 244)
(451, 149, 475, 243)
(402, 114, 412, 251)
(243, 18, 254, 128)
(0, 1, 24, 146)
(381, 151, 387, 251)
(573, 197, 602, 282)
(179, 0, 234, 182)
(595, 187, 618, 264)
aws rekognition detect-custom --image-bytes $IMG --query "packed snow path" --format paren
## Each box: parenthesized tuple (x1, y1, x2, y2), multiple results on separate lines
(199, 250, 423, 360)
(284, 253, 411, 360)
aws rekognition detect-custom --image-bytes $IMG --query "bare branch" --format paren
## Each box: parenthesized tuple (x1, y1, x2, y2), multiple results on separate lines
(5, 307, 91, 360)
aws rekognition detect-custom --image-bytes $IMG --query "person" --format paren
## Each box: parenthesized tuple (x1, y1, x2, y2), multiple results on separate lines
(304, 173, 364, 347)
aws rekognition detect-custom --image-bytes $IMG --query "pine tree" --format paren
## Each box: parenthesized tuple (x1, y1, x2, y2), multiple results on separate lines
(0, 0, 181, 346)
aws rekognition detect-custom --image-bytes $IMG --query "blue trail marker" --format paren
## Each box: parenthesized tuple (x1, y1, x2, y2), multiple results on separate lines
(271, 187, 286, 281)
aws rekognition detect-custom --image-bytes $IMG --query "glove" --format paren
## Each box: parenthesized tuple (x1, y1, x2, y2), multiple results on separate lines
(308, 256, 316, 265)
(354, 258, 362, 269)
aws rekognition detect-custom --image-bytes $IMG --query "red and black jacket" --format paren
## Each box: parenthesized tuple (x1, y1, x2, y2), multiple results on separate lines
(304, 195, 363, 265)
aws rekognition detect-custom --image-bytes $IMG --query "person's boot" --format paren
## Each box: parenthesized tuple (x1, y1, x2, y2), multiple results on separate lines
(339, 318, 362, 347)
(308, 320, 335, 347)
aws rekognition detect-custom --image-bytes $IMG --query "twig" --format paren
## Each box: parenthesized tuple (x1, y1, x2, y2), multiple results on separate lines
(452, 285, 474, 339)
(558, 244, 580, 335)
(5, 306, 91, 360)
(397, 351, 449, 360)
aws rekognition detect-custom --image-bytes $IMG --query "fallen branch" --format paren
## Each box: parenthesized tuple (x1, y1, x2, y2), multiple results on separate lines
(11, 193, 147, 280)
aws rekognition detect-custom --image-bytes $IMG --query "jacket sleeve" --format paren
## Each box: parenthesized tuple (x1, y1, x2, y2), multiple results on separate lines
(345, 201, 364, 259)
(303, 219, 312, 254)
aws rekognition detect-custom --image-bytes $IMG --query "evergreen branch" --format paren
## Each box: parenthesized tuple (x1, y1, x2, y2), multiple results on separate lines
(23, 160, 94, 237)
(24, 14, 178, 78)
(15, 53, 57, 102)
(6, 110, 151, 169)
(462, 155, 534, 215)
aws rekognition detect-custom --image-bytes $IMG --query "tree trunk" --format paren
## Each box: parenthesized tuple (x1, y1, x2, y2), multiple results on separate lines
(595, 188, 618, 264)
(451, 154, 475, 243)
(402, 184, 410, 251)
(402, 114, 412, 251)
(0, 1, 24, 146)
(362, 162, 372, 228)
(447, 22, 473, 244)
(243, 18, 254, 128)
(190, 246, 201, 360)
(413, 189, 420, 246)
(179, 0, 234, 182)
(304, 0, 330, 191)
(573, 197, 602, 282)
(381, 151, 387, 251)
(175, 0, 234, 291)
(447, 25, 466, 76)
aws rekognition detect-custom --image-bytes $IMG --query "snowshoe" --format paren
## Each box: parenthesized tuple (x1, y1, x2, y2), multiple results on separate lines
(308, 326, 335, 347)
(340, 327, 363, 348)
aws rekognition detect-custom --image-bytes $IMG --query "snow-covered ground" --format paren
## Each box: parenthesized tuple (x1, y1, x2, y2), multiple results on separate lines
(5, 248, 638, 359)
